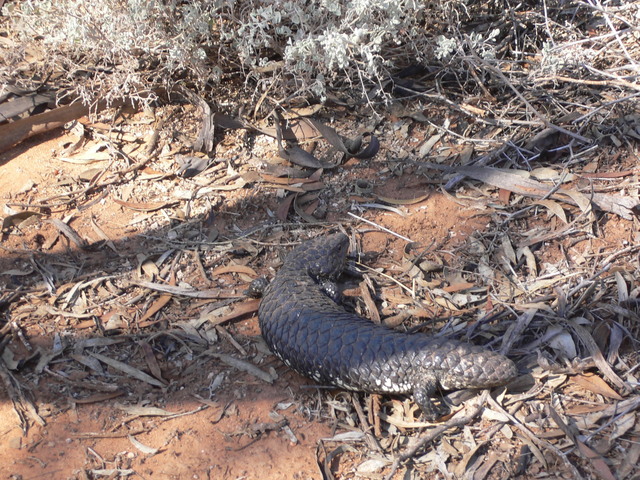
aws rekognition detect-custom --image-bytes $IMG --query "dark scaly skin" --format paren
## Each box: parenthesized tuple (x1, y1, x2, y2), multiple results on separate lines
(258, 232, 517, 419)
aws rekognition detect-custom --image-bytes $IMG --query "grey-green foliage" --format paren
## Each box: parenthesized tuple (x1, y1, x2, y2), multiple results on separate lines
(4, 0, 221, 101)
(220, 0, 430, 97)
(2, 0, 453, 102)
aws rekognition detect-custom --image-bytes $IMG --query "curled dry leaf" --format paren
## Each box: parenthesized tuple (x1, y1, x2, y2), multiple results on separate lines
(361, 203, 408, 217)
(569, 318, 628, 392)
(89, 217, 117, 253)
(139, 167, 170, 180)
(575, 440, 617, 480)
(377, 411, 434, 429)
(445, 165, 637, 219)
(500, 234, 517, 265)
(211, 264, 258, 277)
(116, 404, 175, 416)
(76, 167, 104, 182)
(418, 133, 442, 156)
(134, 280, 244, 299)
(128, 435, 160, 455)
(71, 391, 125, 404)
(2, 211, 42, 230)
(47, 218, 88, 249)
(61, 142, 112, 164)
(610, 412, 636, 442)
(536, 199, 568, 224)
(114, 198, 178, 212)
(302, 181, 325, 192)
(545, 325, 577, 358)
(137, 255, 160, 279)
(516, 245, 538, 276)
(277, 193, 296, 221)
(571, 373, 623, 401)
(0, 92, 54, 121)
(321, 431, 366, 442)
(259, 170, 322, 185)
(0, 98, 121, 154)
(293, 193, 321, 223)
(356, 459, 389, 474)
(359, 279, 381, 324)
(263, 183, 305, 192)
(89, 352, 167, 388)
(375, 193, 429, 205)
(207, 299, 260, 326)
(139, 341, 165, 383)
(205, 352, 276, 384)
(90, 469, 134, 477)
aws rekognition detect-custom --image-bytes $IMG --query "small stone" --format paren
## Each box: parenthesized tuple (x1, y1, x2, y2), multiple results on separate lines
(18, 179, 36, 194)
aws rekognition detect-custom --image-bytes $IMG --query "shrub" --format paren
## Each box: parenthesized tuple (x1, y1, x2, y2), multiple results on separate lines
(0, 0, 466, 105)
(2, 0, 638, 115)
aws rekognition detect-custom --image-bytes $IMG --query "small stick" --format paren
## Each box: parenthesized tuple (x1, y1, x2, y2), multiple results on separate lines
(485, 394, 582, 478)
(384, 392, 487, 480)
(469, 54, 590, 144)
(347, 212, 413, 243)
(351, 394, 383, 453)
